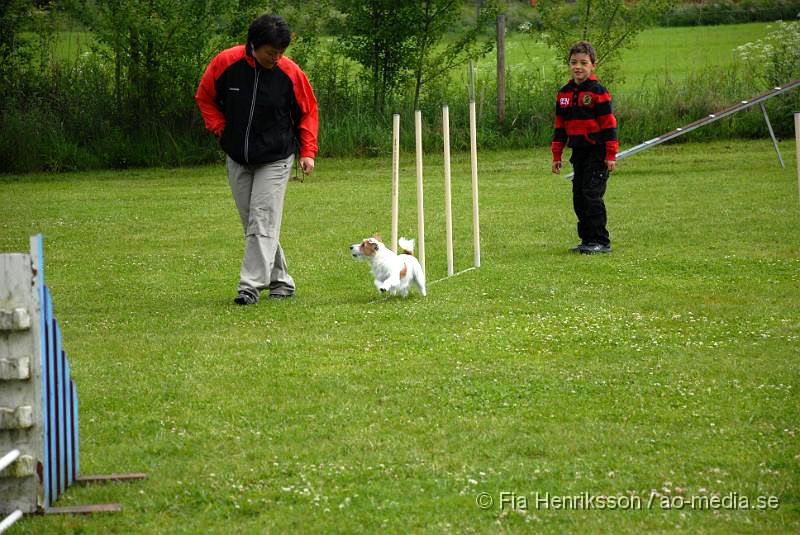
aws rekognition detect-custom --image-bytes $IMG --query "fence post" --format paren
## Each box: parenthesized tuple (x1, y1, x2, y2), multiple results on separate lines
(496, 14, 506, 124)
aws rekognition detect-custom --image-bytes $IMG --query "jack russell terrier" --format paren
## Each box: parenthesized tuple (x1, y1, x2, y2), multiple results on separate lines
(350, 236, 426, 297)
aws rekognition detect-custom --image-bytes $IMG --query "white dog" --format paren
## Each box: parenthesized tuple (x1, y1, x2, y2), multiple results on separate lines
(350, 236, 427, 297)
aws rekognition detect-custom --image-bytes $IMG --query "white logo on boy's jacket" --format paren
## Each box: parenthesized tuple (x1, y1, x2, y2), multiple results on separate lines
(559, 97, 570, 107)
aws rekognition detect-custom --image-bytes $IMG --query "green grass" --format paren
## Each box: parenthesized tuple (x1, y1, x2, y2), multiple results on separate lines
(0, 139, 798, 532)
(616, 22, 772, 86)
(481, 22, 774, 91)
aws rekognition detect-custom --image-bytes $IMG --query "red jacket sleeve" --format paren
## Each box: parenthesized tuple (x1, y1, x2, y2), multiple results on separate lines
(284, 59, 319, 159)
(195, 50, 237, 136)
(552, 93, 567, 162)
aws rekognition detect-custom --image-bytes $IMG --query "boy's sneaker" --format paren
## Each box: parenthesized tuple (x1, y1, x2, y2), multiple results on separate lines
(233, 289, 259, 305)
(580, 243, 612, 254)
(268, 293, 294, 300)
(570, 243, 587, 253)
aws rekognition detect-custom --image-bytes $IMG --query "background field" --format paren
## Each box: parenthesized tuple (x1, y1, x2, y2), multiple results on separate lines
(1, 139, 798, 533)
(497, 21, 773, 89)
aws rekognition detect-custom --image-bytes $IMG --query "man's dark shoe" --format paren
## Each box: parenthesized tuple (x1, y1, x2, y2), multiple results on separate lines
(580, 243, 612, 254)
(570, 244, 587, 253)
(233, 290, 259, 305)
(268, 293, 295, 300)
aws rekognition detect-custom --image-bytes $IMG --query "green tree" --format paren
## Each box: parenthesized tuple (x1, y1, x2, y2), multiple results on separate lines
(533, 0, 674, 80)
(0, 0, 32, 85)
(407, 0, 498, 109)
(0, 0, 29, 56)
(273, 0, 334, 74)
(333, 0, 499, 112)
(332, 0, 418, 114)
(62, 0, 248, 129)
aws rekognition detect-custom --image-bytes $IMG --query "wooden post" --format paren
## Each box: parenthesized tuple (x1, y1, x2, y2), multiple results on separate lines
(415, 111, 426, 274)
(391, 114, 400, 253)
(442, 106, 454, 276)
(469, 100, 481, 268)
(496, 14, 505, 124)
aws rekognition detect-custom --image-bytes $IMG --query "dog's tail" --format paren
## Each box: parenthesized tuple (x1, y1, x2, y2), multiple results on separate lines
(398, 237, 415, 256)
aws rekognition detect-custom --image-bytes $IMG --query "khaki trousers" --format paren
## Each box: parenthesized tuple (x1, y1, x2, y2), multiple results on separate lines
(226, 155, 295, 297)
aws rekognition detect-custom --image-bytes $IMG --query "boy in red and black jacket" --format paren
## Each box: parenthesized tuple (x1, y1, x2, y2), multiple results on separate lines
(551, 41, 617, 254)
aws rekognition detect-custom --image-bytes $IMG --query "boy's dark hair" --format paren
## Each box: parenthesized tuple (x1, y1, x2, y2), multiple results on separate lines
(248, 13, 291, 50)
(569, 41, 596, 64)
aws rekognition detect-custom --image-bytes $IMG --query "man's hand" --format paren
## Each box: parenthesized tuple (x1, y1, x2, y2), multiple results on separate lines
(552, 161, 562, 174)
(606, 160, 616, 173)
(300, 157, 315, 176)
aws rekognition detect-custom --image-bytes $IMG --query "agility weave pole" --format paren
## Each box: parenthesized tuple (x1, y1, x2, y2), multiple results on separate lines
(390, 105, 481, 281)
(469, 96, 481, 269)
(442, 105, 454, 276)
(391, 114, 401, 254)
(415, 110, 427, 273)
(0, 235, 145, 527)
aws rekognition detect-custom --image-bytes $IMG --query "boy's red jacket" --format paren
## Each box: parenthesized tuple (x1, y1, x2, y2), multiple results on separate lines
(551, 74, 618, 162)
(195, 45, 318, 165)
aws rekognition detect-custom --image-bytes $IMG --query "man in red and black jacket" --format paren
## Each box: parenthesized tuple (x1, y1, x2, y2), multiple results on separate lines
(196, 13, 318, 304)
(551, 41, 617, 254)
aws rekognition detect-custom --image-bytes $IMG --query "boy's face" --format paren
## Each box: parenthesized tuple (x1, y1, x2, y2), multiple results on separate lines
(569, 52, 595, 84)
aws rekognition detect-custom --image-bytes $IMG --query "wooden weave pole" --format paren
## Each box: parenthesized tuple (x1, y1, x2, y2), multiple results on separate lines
(415, 110, 426, 273)
(442, 105, 454, 276)
(391, 114, 400, 253)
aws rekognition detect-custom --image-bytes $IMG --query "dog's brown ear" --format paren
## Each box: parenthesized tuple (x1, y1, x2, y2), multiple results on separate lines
(372, 233, 382, 242)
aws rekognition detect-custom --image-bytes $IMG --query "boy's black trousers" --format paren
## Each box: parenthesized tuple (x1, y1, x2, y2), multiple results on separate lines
(569, 147, 610, 246)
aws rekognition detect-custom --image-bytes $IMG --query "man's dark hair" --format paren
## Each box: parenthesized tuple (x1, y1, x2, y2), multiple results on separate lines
(569, 41, 596, 64)
(248, 13, 291, 50)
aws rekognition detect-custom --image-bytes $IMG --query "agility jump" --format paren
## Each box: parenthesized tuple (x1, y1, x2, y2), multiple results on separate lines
(0, 235, 145, 530)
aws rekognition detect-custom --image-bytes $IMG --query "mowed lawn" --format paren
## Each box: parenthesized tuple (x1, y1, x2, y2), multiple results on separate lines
(1, 139, 798, 533)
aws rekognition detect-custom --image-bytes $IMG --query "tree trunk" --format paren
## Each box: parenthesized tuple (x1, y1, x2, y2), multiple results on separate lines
(414, 70, 422, 111)
(372, 44, 380, 114)
(582, 0, 592, 40)
(496, 14, 505, 124)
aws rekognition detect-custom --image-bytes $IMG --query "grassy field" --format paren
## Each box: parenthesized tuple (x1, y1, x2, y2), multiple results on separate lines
(499, 22, 774, 90)
(1, 139, 798, 533)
